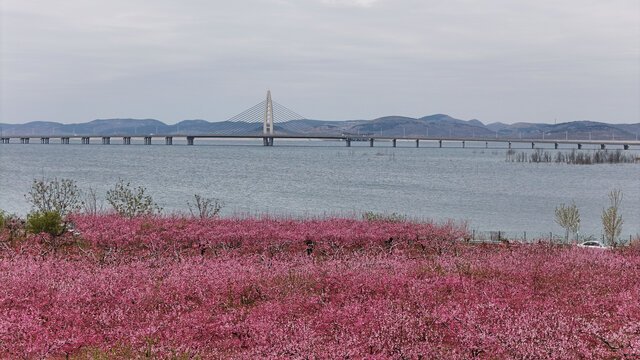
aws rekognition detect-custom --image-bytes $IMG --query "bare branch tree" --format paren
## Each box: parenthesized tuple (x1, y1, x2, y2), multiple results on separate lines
(82, 187, 103, 215)
(187, 194, 223, 219)
(25, 177, 83, 216)
(106, 180, 162, 218)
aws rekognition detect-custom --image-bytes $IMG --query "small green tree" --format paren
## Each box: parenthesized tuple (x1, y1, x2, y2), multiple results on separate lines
(25, 211, 65, 237)
(602, 189, 623, 246)
(25, 177, 83, 216)
(554, 203, 580, 241)
(106, 180, 162, 218)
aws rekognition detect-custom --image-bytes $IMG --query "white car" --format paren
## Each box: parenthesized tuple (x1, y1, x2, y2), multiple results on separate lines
(577, 241, 610, 249)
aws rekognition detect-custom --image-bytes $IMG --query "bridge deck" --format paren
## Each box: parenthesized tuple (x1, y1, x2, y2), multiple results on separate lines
(1, 134, 639, 146)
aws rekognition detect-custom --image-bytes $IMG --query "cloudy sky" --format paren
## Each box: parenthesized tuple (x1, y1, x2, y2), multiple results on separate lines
(1, 0, 638, 125)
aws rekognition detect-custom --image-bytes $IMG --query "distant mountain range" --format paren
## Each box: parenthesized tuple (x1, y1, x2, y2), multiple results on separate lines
(1, 115, 639, 140)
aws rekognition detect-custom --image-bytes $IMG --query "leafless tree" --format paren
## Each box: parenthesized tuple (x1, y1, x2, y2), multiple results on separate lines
(82, 187, 103, 215)
(187, 194, 223, 219)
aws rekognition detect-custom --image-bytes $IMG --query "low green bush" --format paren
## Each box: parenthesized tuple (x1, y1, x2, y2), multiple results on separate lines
(25, 211, 65, 237)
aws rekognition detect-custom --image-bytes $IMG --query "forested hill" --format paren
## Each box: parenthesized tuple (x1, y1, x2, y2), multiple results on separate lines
(2, 116, 638, 140)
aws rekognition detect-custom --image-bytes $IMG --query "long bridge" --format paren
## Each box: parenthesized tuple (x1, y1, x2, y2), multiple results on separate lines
(1, 91, 639, 150)
(3, 134, 636, 150)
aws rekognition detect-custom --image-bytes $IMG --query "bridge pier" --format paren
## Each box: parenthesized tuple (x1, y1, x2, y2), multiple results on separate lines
(369, 138, 374, 147)
(624, 144, 629, 150)
(462, 140, 465, 148)
(392, 139, 396, 147)
(1, 138, 9, 144)
(165, 136, 172, 145)
(123, 137, 131, 145)
(102, 136, 111, 145)
(81, 137, 90, 144)
(600, 144, 606, 150)
(577, 143, 582, 150)
(554, 143, 558, 149)
(61, 137, 70, 144)
(531, 142, 535, 149)
(21, 138, 29, 144)
(485, 142, 488, 148)
(187, 136, 194, 145)
(345, 139, 351, 147)
(263, 137, 273, 146)
(416, 139, 420, 148)
(144, 137, 152, 145)
(40, 137, 49, 144)
(438, 140, 442, 148)
(508, 142, 511, 149)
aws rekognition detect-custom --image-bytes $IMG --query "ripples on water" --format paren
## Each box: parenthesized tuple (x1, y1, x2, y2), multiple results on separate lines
(1, 139, 638, 237)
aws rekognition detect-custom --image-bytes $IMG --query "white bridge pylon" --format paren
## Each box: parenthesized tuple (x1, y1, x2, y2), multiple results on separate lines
(263, 90, 274, 135)
(222, 90, 310, 145)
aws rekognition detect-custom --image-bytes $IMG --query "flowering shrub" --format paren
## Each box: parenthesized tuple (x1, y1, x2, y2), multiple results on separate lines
(0, 215, 638, 359)
(66, 214, 467, 256)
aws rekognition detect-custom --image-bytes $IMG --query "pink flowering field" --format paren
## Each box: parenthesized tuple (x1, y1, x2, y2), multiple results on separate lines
(0, 215, 639, 359)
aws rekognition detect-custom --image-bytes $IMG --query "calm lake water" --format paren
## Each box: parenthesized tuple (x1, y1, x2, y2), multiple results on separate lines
(1, 139, 638, 239)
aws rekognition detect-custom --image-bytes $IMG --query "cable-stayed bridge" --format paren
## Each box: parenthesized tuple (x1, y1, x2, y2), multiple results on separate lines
(1, 91, 639, 149)
(193, 90, 318, 140)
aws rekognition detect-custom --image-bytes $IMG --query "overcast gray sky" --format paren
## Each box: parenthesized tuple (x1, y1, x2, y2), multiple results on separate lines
(1, 0, 638, 125)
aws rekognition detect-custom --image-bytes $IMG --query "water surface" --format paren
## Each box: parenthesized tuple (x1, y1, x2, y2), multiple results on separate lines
(1, 139, 638, 239)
